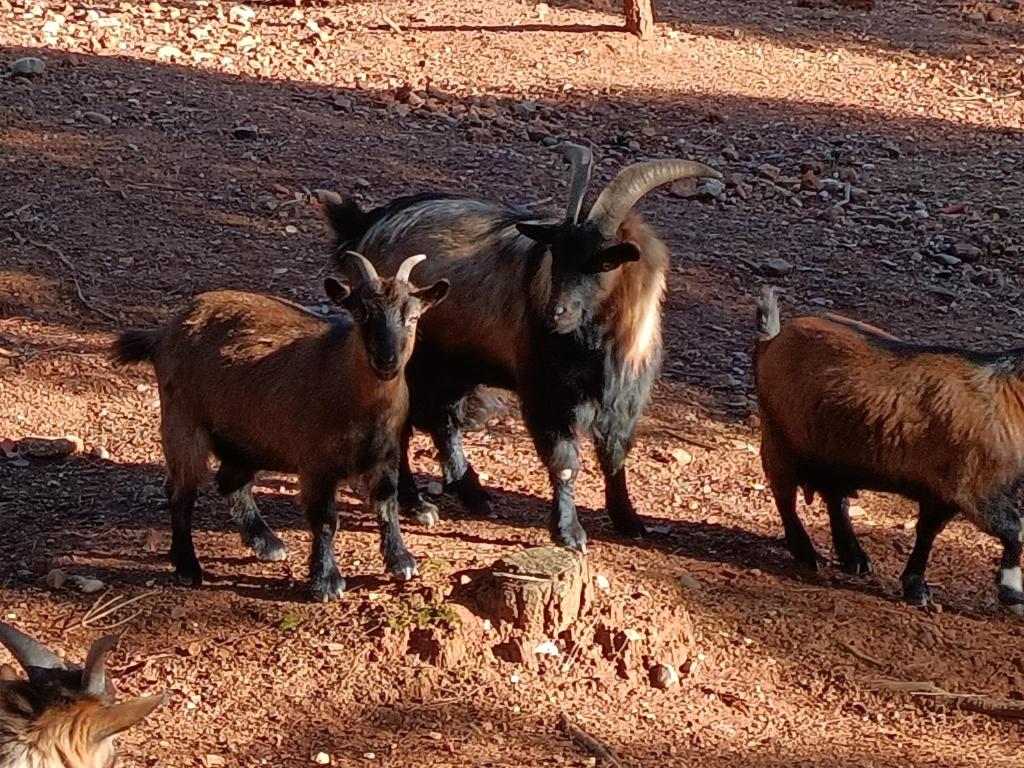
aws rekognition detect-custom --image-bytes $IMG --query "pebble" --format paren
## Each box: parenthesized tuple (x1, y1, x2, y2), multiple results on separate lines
(45, 568, 66, 590)
(231, 124, 259, 140)
(10, 57, 45, 76)
(952, 241, 983, 262)
(699, 178, 726, 199)
(649, 663, 680, 690)
(156, 45, 184, 60)
(312, 753, 331, 765)
(669, 178, 698, 199)
(678, 573, 703, 592)
(762, 257, 794, 277)
(757, 163, 781, 181)
(83, 111, 112, 127)
(74, 576, 105, 594)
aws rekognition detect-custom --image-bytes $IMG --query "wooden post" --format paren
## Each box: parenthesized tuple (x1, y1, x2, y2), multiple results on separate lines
(624, 0, 655, 39)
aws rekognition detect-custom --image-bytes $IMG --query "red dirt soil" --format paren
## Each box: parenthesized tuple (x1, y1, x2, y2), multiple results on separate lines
(2, 0, 1024, 766)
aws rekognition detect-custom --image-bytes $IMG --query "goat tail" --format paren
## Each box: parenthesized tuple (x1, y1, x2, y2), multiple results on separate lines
(111, 329, 161, 366)
(458, 387, 512, 432)
(756, 285, 781, 343)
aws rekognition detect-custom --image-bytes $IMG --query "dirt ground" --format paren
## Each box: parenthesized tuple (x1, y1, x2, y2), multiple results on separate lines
(2, 0, 1024, 765)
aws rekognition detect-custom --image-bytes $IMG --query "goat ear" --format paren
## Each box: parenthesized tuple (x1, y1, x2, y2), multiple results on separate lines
(0, 664, 18, 681)
(90, 693, 168, 743)
(323, 278, 352, 305)
(516, 221, 559, 245)
(412, 279, 451, 311)
(588, 242, 641, 273)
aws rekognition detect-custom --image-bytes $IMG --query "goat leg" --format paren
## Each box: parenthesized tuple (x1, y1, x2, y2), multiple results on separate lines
(986, 497, 1024, 615)
(397, 420, 440, 526)
(824, 493, 870, 575)
(901, 501, 956, 607)
(301, 475, 346, 602)
(369, 463, 418, 582)
(592, 420, 646, 538)
(215, 462, 287, 561)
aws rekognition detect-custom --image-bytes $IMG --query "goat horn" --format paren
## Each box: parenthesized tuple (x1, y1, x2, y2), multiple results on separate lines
(395, 254, 427, 284)
(340, 250, 380, 285)
(586, 159, 722, 240)
(552, 143, 593, 223)
(82, 635, 118, 697)
(0, 622, 67, 673)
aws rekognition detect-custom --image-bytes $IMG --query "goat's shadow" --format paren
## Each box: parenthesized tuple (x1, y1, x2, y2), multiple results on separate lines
(0, 451, 989, 616)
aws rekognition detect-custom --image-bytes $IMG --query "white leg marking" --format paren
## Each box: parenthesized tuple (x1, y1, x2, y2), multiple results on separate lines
(558, 469, 573, 481)
(999, 566, 1023, 593)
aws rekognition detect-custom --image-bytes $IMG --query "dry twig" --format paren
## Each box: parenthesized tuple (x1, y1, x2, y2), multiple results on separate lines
(872, 679, 1024, 721)
(27, 239, 119, 322)
(559, 711, 623, 766)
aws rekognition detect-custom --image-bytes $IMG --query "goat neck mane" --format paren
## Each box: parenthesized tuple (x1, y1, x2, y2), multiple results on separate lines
(598, 213, 667, 376)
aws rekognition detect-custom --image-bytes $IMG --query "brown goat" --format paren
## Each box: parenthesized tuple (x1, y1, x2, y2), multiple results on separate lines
(112, 253, 449, 602)
(754, 286, 1024, 614)
(0, 622, 166, 768)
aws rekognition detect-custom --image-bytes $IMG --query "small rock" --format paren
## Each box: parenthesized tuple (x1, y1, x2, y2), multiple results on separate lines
(952, 241, 983, 262)
(699, 179, 726, 199)
(203, 756, 226, 768)
(762, 257, 794, 277)
(595, 574, 610, 591)
(90, 445, 111, 460)
(931, 253, 961, 268)
(821, 178, 846, 195)
(312, 753, 331, 766)
(838, 167, 860, 185)
(670, 448, 692, 466)
(45, 568, 66, 590)
(74, 577, 105, 594)
(18, 436, 83, 459)
(848, 505, 866, 518)
(156, 45, 183, 60)
(231, 124, 259, 140)
(10, 57, 46, 76)
(649, 663, 680, 690)
(533, 640, 559, 656)
(721, 145, 740, 162)
(711, 373, 739, 389)
(668, 178, 698, 199)
(800, 171, 823, 192)
(880, 141, 901, 159)
(678, 573, 703, 592)
(83, 111, 112, 127)
(799, 159, 824, 175)
(427, 731, 444, 741)
(757, 163, 781, 181)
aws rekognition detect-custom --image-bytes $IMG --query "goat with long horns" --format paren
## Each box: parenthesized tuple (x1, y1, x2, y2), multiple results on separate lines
(318, 145, 720, 551)
(0, 622, 166, 768)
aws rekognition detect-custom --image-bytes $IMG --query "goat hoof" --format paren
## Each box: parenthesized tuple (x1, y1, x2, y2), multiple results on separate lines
(310, 570, 346, 602)
(387, 551, 419, 582)
(552, 525, 588, 554)
(174, 568, 203, 587)
(997, 584, 1024, 615)
(610, 513, 647, 539)
(839, 551, 871, 576)
(250, 533, 287, 562)
(902, 576, 932, 607)
(403, 499, 440, 527)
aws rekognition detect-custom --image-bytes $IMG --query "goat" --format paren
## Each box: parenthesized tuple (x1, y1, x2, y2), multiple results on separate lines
(111, 253, 450, 602)
(0, 622, 166, 768)
(754, 286, 1024, 614)
(317, 144, 721, 552)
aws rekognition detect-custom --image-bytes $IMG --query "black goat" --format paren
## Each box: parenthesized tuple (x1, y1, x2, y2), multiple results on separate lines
(319, 146, 720, 551)
(112, 253, 449, 601)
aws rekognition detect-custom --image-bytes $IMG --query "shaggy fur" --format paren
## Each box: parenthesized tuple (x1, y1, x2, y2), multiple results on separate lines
(754, 286, 1024, 613)
(323, 191, 676, 552)
(112, 270, 448, 602)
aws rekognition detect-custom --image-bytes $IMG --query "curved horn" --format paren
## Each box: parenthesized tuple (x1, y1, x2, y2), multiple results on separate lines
(0, 622, 67, 673)
(586, 160, 722, 240)
(82, 635, 118, 697)
(339, 250, 380, 285)
(395, 254, 427, 285)
(552, 143, 593, 223)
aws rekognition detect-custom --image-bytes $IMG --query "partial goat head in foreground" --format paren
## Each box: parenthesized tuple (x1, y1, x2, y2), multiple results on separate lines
(0, 622, 166, 768)
(329, 251, 450, 379)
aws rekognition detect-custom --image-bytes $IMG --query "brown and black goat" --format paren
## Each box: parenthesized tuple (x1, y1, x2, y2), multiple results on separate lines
(112, 253, 449, 602)
(754, 286, 1024, 614)
(319, 144, 720, 552)
(0, 622, 166, 768)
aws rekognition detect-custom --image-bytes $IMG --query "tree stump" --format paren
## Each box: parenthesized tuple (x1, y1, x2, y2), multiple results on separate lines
(624, 0, 655, 39)
(477, 546, 590, 639)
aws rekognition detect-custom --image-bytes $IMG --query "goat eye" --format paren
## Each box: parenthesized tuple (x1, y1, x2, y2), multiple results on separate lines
(405, 313, 419, 326)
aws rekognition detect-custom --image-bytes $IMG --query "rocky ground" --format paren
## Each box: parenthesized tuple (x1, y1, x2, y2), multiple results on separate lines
(2, 0, 1024, 766)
